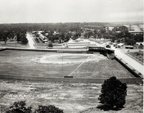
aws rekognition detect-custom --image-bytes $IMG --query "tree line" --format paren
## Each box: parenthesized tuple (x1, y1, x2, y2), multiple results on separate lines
(0, 23, 143, 46)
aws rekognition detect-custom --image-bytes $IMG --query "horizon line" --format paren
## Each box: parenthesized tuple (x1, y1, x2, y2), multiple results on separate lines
(0, 21, 143, 24)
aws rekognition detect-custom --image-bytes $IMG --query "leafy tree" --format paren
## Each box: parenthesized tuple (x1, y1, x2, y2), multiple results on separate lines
(20, 33, 28, 45)
(133, 34, 143, 42)
(34, 105, 63, 113)
(98, 76, 127, 109)
(119, 26, 128, 34)
(16, 33, 21, 43)
(48, 40, 53, 48)
(138, 43, 143, 49)
(0, 30, 10, 44)
(125, 38, 136, 45)
(6, 101, 32, 113)
(64, 33, 70, 42)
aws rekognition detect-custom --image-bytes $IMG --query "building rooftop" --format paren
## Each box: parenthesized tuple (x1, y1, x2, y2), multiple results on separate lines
(129, 25, 143, 33)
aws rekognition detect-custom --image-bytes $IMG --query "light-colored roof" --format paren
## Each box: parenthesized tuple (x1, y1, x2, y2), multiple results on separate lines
(129, 25, 142, 32)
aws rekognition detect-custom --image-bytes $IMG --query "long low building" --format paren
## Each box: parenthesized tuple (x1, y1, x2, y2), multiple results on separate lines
(128, 25, 143, 35)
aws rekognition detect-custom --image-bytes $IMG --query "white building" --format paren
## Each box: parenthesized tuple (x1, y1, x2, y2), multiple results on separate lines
(63, 38, 106, 48)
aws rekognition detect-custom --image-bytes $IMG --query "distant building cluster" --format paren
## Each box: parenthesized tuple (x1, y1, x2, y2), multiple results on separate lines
(124, 25, 143, 35)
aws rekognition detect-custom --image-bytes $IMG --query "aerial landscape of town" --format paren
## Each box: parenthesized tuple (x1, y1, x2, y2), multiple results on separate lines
(0, 0, 143, 113)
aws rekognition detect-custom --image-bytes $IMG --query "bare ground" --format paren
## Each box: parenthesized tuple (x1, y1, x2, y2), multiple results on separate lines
(0, 80, 143, 113)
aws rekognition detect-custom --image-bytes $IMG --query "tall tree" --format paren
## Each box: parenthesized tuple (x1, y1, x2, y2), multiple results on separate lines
(98, 76, 127, 109)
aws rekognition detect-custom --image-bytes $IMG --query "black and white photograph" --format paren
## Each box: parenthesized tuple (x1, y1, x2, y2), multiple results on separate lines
(0, 0, 143, 113)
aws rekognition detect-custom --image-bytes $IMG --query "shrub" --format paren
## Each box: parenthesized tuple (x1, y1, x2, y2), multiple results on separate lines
(34, 105, 63, 113)
(6, 101, 32, 113)
(6, 101, 64, 113)
(98, 76, 127, 109)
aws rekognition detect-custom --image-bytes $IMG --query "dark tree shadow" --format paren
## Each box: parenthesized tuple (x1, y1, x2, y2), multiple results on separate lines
(97, 104, 124, 111)
(6, 109, 25, 113)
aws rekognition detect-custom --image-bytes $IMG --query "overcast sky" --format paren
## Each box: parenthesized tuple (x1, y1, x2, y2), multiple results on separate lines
(0, 0, 143, 23)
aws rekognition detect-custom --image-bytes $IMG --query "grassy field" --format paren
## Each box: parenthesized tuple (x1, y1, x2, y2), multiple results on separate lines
(128, 51, 143, 63)
(0, 50, 142, 113)
(0, 80, 143, 113)
(0, 50, 134, 79)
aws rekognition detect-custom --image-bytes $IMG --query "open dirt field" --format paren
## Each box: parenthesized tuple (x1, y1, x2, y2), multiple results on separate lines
(0, 80, 143, 113)
(0, 50, 134, 79)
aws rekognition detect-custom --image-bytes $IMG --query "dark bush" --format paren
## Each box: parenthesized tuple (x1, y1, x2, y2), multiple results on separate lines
(20, 35, 28, 45)
(6, 101, 32, 113)
(98, 76, 127, 109)
(48, 41, 53, 48)
(106, 45, 111, 48)
(6, 101, 63, 113)
(34, 105, 63, 113)
(35, 37, 40, 43)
